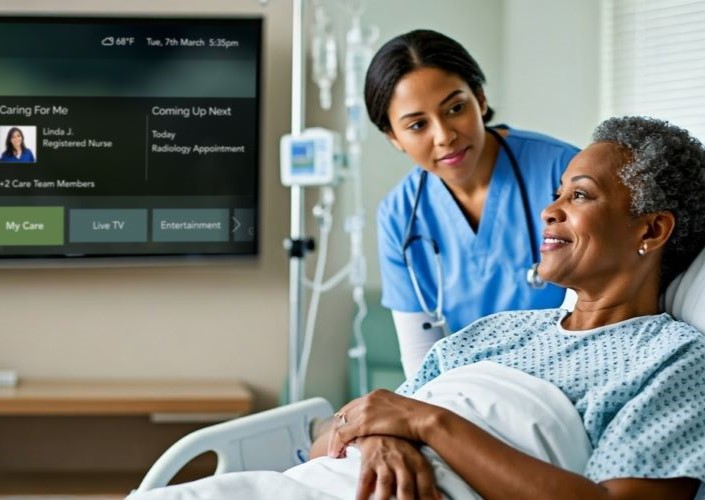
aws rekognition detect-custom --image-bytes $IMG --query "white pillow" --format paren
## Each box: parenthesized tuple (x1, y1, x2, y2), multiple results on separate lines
(663, 245, 705, 333)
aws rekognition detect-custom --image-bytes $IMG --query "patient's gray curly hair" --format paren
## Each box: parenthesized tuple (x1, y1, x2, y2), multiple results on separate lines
(593, 116, 705, 289)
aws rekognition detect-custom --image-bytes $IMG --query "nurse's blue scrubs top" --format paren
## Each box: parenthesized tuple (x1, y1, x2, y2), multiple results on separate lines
(377, 126, 579, 333)
(0, 148, 35, 163)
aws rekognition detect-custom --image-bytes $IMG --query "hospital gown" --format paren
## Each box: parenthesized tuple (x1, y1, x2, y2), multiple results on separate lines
(397, 308, 705, 485)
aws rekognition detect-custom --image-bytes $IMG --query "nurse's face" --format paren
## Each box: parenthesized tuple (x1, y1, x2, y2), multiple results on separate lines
(538, 142, 644, 291)
(10, 131, 23, 151)
(385, 67, 488, 188)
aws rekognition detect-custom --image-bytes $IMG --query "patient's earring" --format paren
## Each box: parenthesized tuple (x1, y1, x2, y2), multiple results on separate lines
(638, 244, 647, 256)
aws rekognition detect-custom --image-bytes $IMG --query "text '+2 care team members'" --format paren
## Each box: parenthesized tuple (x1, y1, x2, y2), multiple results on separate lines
(367, 30, 579, 377)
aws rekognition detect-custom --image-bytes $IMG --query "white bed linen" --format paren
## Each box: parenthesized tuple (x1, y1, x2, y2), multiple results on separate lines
(127, 361, 592, 500)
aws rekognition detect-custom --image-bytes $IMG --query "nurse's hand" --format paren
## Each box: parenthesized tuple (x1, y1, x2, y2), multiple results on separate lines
(327, 389, 442, 458)
(354, 435, 441, 500)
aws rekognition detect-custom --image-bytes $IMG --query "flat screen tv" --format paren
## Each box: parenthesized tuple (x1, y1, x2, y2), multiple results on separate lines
(0, 16, 261, 261)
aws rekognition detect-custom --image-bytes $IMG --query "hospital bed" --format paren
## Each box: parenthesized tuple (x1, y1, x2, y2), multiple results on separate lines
(133, 246, 705, 496)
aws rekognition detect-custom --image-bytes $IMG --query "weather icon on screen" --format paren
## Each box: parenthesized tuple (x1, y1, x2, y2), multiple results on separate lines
(101, 36, 115, 46)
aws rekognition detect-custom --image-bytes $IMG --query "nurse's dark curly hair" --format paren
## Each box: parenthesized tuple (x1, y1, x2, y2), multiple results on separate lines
(593, 116, 705, 289)
(364, 29, 493, 133)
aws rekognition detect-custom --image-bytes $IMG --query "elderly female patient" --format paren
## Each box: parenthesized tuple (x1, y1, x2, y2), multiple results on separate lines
(319, 116, 705, 500)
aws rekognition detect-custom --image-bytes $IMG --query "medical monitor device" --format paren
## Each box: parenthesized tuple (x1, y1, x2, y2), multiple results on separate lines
(280, 128, 343, 186)
(0, 16, 262, 262)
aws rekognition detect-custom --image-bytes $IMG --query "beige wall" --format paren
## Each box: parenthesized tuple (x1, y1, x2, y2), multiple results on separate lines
(501, 0, 601, 148)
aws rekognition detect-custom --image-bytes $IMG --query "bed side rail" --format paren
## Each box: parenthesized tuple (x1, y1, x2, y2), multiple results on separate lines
(135, 397, 333, 492)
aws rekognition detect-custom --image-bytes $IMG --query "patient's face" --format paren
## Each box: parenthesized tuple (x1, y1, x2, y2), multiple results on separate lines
(537, 142, 642, 290)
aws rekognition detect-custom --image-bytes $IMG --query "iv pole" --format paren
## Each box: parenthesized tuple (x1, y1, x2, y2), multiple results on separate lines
(284, 0, 371, 402)
(287, 0, 307, 403)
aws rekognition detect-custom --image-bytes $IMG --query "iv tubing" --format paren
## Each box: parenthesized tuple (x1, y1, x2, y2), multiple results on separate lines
(346, 140, 369, 397)
(297, 187, 335, 400)
(350, 286, 369, 395)
(303, 262, 352, 292)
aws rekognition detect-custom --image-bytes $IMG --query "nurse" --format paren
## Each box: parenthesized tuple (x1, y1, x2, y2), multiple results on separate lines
(0, 127, 36, 163)
(367, 30, 579, 376)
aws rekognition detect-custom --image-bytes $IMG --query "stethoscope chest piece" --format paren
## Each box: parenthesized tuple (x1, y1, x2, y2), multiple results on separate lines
(526, 263, 546, 289)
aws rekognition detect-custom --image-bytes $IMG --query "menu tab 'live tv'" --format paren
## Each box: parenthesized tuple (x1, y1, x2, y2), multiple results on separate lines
(0, 16, 261, 260)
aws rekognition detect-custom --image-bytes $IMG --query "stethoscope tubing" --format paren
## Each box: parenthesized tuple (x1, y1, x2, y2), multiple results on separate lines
(485, 127, 541, 269)
(401, 126, 546, 329)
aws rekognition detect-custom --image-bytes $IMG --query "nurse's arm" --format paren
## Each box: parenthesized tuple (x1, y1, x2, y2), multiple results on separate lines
(392, 310, 444, 378)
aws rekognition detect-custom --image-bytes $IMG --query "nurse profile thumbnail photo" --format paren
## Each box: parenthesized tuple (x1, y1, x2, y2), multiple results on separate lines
(0, 125, 37, 163)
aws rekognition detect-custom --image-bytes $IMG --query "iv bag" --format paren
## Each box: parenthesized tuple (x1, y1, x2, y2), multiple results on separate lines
(311, 6, 337, 110)
(345, 17, 377, 142)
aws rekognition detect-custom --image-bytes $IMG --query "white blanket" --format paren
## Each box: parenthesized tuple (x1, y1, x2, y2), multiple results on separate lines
(128, 361, 592, 500)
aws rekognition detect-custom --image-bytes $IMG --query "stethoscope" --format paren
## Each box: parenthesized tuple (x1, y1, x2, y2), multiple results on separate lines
(402, 126, 545, 331)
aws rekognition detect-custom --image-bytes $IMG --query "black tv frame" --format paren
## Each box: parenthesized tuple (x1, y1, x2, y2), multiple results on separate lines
(0, 14, 263, 264)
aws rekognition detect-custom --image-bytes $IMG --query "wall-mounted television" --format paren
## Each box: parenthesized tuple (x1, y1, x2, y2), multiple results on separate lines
(0, 15, 261, 261)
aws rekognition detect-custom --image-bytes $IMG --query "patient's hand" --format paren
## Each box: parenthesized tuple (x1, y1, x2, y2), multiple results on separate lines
(328, 389, 442, 458)
(355, 435, 440, 500)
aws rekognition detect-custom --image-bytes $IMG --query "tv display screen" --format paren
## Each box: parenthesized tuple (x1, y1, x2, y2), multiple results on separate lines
(0, 16, 261, 260)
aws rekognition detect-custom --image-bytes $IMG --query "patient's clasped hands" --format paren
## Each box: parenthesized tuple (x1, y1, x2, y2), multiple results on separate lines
(327, 389, 445, 500)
